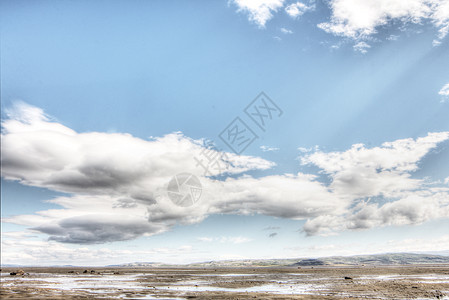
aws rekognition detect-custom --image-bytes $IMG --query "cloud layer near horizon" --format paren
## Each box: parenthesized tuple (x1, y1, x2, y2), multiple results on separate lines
(4, 229, 449, 266)
(2, 102, 449, 243)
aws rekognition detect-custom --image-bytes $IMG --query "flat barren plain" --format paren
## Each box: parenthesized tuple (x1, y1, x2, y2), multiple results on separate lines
(1, 265, 449, 299)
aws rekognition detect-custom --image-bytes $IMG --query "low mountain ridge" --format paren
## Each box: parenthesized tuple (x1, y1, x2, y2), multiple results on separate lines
(111, 253, 449, 268)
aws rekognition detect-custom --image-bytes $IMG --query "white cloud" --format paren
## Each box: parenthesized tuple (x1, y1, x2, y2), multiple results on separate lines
(2, 103, 449, 242)
(197, 237, 214, 242)
(353, 41, 371, 53)
(301, 132, 449, 200)
(232, 0, 285, 28)
(433, 39, 442, 46)
(198, 236, 252, 244)
(1, 232, 197, 266)
(287, 235, 449, 257)
(1, 103, 342, 242)
(230, 0, 449, 46)
(318, 0, 449, 43)
(386, 34, 399, 41)
(303, 191, 449, 236)
(3, 229, 448, 265)
(297, 145, 319, 153)
(432, 0, 449, 40)
(280, 27, 293, 34)
(1, 103, 274, 188)
(439, 82, 449, 102)
(300, 132, 449, 235)
(260, 145, 280, 151)
(330, 44, 340, 50)
(263, 226, 281, 230)
(285, 1, 314, 18)
(0, 103, 275, 243)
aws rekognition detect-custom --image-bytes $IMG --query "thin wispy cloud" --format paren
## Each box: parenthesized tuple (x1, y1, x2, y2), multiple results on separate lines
(353, 41, 371, 54)
(197, 236, 252, 244)
(263, 226, 281, 230)
(280, 27, 293, 34)
(387, 34, 400, 41)
(260, 145, 280, 152)
(439, 82, 449, 102)
(298, 146, 319, 153)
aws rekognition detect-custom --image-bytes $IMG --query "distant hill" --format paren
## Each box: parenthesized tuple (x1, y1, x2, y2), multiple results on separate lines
(1, 264, 23, 268)
(291, 259, 326, 266)
(107, 262, 170, 267)
(111, 253, 449, 268)
(4, 253, 449, 268)
(315, 253, 449, 266)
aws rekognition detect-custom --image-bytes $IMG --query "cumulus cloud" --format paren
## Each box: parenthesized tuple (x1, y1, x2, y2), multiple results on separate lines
(230, 0, 449, 48)
(1, 102, 274, 243)
(285, 1, 314, 18)
(1, 103, 341, 242)
(318, 0, 449, 43)
(2, 103, 449, 242)
(303, 191, 449, 236)
(232, 0, 285, 28)
(301, 132, 449, 200)
(1, 102, 274, 190)
(300, 132, 449, 235)
(432, 0, 449, 41)
(35, 214, 162, 244)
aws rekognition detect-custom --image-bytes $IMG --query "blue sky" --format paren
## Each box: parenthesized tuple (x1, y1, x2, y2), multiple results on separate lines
(1, 0, 449, 265)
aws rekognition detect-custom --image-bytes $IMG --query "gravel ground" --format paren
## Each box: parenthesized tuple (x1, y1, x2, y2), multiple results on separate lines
(1, 265, 448, 299)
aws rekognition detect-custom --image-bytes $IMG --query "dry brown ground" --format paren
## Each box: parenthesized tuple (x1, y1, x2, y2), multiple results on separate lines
(1, 265, 448, 299)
